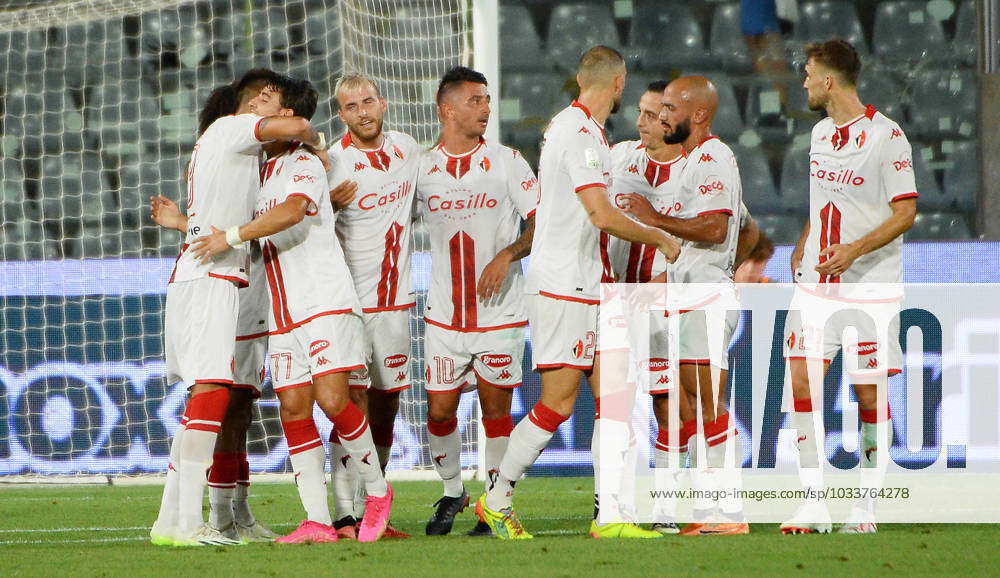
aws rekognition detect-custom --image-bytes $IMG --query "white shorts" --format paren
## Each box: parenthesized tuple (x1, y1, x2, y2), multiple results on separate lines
(528, 294, 598, 371)
(424, 323, 525, 394)
(165, 277, 239, 387)
(234, 269, 269, 395)
(644, 313, 675, 395)
(268, 313, 366, 392)
(597, 289, 674, 395)
(347, 308, 412, 392)
(654, 288, 740, 372)
(783, 286, 902, 377)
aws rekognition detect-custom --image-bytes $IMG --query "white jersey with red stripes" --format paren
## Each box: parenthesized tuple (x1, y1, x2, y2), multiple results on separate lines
(525, 101, 613, 303)
(416, 138, 538, 331)
(608, 140, 686, 283)
(171, 113, 266, 286)
(668, 136, 743, 286)
(255, 143, 360, 334)
(797, 105, 917, 285)
(328, 130, 422, 312)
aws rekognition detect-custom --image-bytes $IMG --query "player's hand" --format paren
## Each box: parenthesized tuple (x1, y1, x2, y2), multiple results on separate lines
(150, 194, 185, 232)
(621, 193, 659, 226)
(624, 271, 668, 311)
(477, 249, 513, 302)
(329, 180, 358, 210)
(190, 226, 231, 262)
(814, 242, 861, 277)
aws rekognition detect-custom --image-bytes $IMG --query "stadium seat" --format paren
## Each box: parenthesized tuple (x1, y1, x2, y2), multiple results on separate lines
(499, 3, 552, 72)
(502, 72, 567, 123)
(778, 143, 811, 214)
(909, 69, 976, 139)
(942, 140, 977, 212)
(856, 73, 906, 129)
(754, 213, 807, 245)
(794, 1, 868, 54)
(907, 211, 972, 240)
(731, 145, 780, 214)
(709, 3, 754, 73)
(628, 1, 713, 71)
(872, 1, 947, 64)
(683, 72, 744, 139)
(546, 2, 621, 71)
(744, 80, 820, 143)
(953, 0, 976, 66)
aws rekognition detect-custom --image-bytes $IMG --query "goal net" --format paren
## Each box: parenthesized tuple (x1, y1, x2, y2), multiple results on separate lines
(0, 0, 479, 481)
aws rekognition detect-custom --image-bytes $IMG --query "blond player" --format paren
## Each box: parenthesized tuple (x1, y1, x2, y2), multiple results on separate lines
(417, 67, 538, 536)
(782, 40, 916, 535)
(324, 73, 423, 539)
(151, 70, 323, 547)
(476, 46, 680, 540)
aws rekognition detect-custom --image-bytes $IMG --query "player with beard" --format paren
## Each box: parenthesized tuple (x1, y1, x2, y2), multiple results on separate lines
(324, 73, 423, 539)
(622, 76, 748, 535)
(416, 67, 538, 536)
(476, 46, 680, 540)
(781, 39, 916, 535)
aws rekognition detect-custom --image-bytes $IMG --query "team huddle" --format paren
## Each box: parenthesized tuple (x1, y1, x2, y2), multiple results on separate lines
(148, 38, 917, 545)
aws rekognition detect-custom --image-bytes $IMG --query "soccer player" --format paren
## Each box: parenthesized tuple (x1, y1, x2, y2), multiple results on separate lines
(622, 75, 749, 535)
(190, 75, 396, 544)
(324, 73, 423, 539)
(781, 39, 916, 535)
(416, 67, 537, 536)
(151, 81, 281, 544)
(612, 80, 759, 534)
(151, 70, 323, 547)
(476, 46, 680, 540)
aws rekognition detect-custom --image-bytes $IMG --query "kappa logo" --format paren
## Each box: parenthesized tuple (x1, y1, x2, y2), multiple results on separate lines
(481, 354, 512, 368)
(797, 435, 808, 443)
(698, 180, 724, 195)
(656, 375, 670, 385)
(428, 165, 441, 175)
(864, 446, 877, 461)
(354, 162, 367, 171)
(292, 174, 315, 183)
(384, 354, 408, 368)
(628, 164, 639, 174)
(499, 369, 513, 380)
(891, 128, 903, 139)
(296, 155, 311, 162)
(578, 127, 591, 135)
(316, 357, 330, 366)
(853, 342, 879, 356)
(310, 340, 330, 357)
(648, 358, 671, 372)
(867, 358, 879, 369)
(698, 153, 714, 164)
(480, 157, 491, 172)
(396, 371, 406, 382)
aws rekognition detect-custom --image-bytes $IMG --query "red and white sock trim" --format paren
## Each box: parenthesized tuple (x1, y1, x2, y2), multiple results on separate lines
(182, 388, 230, 433)
(332, 402, 369, 441)
(860, 405, 892, 423)
(793, 397, 813, 412)
(704, 412, 738, 447)
(482, 415, 514, 438)
(282, 418, 324, 456)
(527, 403, 568, 433)
(427, 416, 458, 437)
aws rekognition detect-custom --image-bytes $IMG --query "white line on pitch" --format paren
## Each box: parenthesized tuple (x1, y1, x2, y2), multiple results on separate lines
(0, 536, 147, 545)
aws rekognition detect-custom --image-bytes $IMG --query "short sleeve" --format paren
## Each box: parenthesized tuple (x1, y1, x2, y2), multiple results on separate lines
(879, 125, 918, 204)
(285, 156, 325, 215)
(738, 201, 751, 229)
(686, 146, 737, 218)
(505, 148, 539, 219)
(563, 128, 609, 193)
(220, 113, 266, 155)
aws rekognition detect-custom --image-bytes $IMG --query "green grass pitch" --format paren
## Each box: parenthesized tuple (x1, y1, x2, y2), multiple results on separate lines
(1, 477, 995, 576)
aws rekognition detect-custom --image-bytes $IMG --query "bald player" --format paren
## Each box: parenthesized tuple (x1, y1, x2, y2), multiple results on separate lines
(476, 46, 680, 540)
(623, 76, 748, 535)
